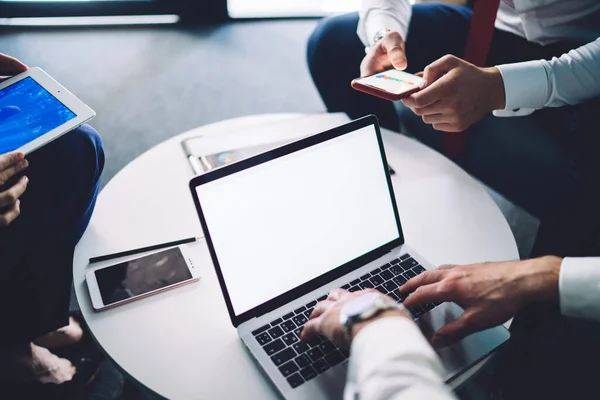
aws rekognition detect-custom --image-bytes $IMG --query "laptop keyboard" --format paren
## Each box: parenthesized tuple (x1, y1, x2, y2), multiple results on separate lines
(251, 253, 442, 389)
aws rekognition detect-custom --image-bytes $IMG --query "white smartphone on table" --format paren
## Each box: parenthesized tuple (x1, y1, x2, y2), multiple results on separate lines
(86, 245, 200, 312)
(0, 67, 96, 155)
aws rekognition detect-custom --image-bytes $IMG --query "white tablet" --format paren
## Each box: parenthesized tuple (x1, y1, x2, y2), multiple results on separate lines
(0, 67, 96, 155)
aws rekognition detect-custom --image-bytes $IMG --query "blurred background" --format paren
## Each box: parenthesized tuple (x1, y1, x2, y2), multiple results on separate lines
(0, 0, 360, 22)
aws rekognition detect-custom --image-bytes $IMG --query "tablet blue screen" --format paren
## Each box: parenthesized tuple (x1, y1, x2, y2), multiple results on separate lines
(0, 77, 77, 154)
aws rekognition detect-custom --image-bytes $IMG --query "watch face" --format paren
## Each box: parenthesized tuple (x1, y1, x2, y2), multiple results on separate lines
(343, 292, 383, 317)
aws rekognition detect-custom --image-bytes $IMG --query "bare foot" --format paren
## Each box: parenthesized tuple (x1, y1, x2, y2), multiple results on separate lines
(1, 343, 76, 384)
(28, 344, 77, 384)
(34, 317, 83, 349)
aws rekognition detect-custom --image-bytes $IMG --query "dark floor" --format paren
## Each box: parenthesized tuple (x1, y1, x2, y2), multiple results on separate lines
(0, 18, 536, 400)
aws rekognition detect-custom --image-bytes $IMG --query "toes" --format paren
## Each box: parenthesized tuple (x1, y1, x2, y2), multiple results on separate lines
(38, 358, 77, 384)
(28, 344, 77, 385)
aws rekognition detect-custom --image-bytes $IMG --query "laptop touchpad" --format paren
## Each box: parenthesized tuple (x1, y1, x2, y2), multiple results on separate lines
(417, 306, 467, 380)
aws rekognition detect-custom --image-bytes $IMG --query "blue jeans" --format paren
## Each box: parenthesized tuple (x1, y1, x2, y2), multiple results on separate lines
(0, 124, 104, 346)
(307, 6, 586, 219)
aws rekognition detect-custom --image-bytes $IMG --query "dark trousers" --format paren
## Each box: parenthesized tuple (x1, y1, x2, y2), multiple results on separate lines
(308, 5, 600, 398)
(498, 99, 600, 398)
(498, 197, 600, 398)
(0, 125, 104, 348)
(307, 6, 584, 219)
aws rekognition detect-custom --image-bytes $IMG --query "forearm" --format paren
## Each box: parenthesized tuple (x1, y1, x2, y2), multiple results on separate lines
(496, 38, 600, 110)
(516, 256, 600, 322)
(345, 317, 456, 400)
(358, 0, 412, 47)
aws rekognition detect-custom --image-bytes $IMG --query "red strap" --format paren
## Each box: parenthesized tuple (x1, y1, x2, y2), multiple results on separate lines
(441, 0, 501, 158)
(464, 0, 501, 67)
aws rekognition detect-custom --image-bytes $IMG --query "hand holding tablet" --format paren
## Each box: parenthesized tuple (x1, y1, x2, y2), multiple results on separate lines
(0, 53, 96, 226)
(0, 151, 29, 226)
(0, 53, 28, 78)
(0, 54, 95, 155)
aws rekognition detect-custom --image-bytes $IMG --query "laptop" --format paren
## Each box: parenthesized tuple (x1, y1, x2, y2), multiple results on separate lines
(189, 115, 510, 399)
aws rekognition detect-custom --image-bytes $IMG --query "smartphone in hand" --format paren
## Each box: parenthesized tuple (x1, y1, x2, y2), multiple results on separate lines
(352, 69, 424, 101)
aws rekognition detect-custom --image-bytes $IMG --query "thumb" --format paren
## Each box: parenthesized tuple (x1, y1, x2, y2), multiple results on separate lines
(431, 308, 480, 348)
(421, 55, 460, 89)
(379, 32, 407, 71)
(0, 54, 28, 76)
(388, 46, 407, 71)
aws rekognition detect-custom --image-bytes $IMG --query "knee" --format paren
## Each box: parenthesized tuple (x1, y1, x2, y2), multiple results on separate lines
(307, 14, 354, 76)
(66, 123, 104, 170)
(68, 124, 105, 191)
(13, 125, 104, 238)
(45, 124, 105, 194)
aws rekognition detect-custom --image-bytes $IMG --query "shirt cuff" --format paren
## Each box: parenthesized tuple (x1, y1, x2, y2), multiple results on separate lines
(346, 317, 445, 396)
(358, 11, 408, 48)
(496, 61, 550, 111)
(559, 257, 600, 322)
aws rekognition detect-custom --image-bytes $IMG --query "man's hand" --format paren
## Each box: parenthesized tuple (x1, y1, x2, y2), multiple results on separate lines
(361, 31, 408, 77)
(401, 55, 506, 132)
(301, 288, 410, 348)
(0, 151, 29, 227)
(0, 53, 27, 78)
(400, 257, 562, 347)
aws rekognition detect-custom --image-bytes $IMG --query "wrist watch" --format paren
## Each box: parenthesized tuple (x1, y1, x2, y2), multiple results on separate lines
(340, 292, 412, 343)
(365, 28, 392, 53)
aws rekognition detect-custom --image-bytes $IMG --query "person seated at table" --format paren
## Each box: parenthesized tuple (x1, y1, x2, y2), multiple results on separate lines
(302, 206, 600, 400)
(309, 8, 600, 395)
(301, 172, 600, 398)
(307, 0, 600, 221)
(0, 53, 105, 385)
(398, 180, 600, 399)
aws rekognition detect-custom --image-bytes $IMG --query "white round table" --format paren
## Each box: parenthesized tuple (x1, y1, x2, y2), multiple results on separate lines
(74, 114, 518, 399)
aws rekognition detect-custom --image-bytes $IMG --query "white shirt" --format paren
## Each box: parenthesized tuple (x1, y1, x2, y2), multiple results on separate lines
(358, 0, 600, 111)
(560, 257, 600, 322)
(346, 317, 457, 400)
(346, 258, 600, 399)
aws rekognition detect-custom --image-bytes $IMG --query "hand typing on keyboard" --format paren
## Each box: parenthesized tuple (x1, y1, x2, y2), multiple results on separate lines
(399, 257, 562, 348)
(301, 288, 410, 348)
(251, 254, 438, 389)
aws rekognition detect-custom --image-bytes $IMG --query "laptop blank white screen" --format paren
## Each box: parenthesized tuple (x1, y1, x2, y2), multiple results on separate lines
(195, 125, 400, 316)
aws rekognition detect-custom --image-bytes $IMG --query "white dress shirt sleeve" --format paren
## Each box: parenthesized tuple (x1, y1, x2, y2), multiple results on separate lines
(559, 257, 600, 322)
(496, 38, 600, 111)
(358, 0, 412, 47)
(345, 317, 456, 400)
